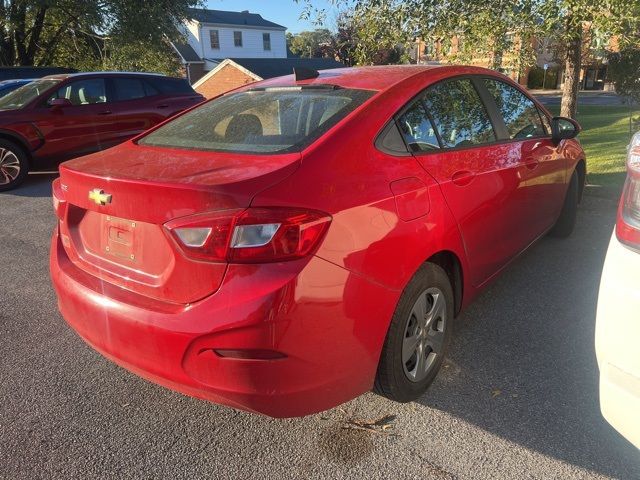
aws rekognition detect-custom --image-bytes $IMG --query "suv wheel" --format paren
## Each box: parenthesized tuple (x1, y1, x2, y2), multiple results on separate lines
(0, 139, 29, 192)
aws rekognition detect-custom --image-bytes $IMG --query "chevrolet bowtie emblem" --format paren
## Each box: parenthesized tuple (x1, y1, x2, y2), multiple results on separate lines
(89, 189, 112, 206)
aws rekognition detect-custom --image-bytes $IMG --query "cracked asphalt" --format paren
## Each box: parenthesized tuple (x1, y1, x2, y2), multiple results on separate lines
(1, 173, 639, 479)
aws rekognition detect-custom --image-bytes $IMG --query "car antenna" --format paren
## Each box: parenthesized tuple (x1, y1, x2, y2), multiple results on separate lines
(293, 67, 320, 81)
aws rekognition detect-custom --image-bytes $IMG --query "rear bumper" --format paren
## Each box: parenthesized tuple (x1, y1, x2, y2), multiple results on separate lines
(595, 232, 640, 448)
(50, 226, 398, 417)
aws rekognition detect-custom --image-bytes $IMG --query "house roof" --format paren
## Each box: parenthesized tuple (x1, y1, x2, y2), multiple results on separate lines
(192, 57, 347, 90)
(227, 58, 346, 80)
(187, 8, 286, 30)
(171, 42, 203, 63)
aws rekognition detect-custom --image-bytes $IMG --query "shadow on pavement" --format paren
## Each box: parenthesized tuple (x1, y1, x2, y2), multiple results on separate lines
(1, 171, 58, 198)
(417, 196, 640, 478)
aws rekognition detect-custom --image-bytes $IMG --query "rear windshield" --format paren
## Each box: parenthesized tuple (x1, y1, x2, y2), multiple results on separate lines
(138, 87, 374, 154)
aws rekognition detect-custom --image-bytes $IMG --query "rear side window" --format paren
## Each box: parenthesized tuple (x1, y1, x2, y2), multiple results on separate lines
(113, 78, 146, 101)
(398, 101, 440, 152)
(143, 81, 160, 97)
(423, 79, 496, 148)
(484, 79, 546, 139)
(139, 87, 374, 154)
(153, 78, 195, 94)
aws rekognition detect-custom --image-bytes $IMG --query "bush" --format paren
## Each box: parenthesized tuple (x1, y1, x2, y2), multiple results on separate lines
(608, 49, 640, 105)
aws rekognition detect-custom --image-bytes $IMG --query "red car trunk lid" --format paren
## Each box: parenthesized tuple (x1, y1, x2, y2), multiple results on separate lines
(56, 143, 300, 304)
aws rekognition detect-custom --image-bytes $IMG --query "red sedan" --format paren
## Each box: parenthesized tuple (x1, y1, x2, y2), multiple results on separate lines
(50, 66, 585, 417)
(0, 72, 203, 191)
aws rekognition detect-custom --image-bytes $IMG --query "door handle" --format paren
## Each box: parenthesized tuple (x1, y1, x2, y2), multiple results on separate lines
(97, 110, 112, 115)
(157, 104, 169, 109)
(524, 158, 539, 170)
(451, 170, 476, 186)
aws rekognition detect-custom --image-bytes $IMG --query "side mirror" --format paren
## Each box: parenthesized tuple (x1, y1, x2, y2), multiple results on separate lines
(551, 116, 581, 145)
(48, 98, 72, 109)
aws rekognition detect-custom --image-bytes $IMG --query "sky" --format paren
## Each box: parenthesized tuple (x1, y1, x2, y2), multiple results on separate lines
(205, 0, 339, 33)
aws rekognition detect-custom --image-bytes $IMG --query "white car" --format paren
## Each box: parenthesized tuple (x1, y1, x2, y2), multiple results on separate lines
(595, 131, 640, 449)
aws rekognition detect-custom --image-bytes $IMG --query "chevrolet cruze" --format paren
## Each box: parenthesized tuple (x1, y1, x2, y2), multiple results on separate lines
(50, 66, 585, 417)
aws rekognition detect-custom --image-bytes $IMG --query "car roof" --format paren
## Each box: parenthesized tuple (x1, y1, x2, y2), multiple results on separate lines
(0, 78, 34, 85)
(254, 65, 506, 92)
(41, 72, 174, 81)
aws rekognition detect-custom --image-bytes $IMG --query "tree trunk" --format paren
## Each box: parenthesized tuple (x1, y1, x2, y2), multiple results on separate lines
(560, 26, 582, 118)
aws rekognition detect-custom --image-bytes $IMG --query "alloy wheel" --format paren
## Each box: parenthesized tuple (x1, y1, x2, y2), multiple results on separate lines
(402, 287, 447, 383)
(0, 148, 20, 185)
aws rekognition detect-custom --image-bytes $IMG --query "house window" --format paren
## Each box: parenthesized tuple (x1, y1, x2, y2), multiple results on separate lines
(234, 31, 243, 47)
(263, 33, 271, 51)
(209, 30, 219, 49)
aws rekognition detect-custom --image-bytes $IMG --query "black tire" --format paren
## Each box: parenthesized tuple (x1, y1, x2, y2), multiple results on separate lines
(0, 139, 29, 192)
(549, 170, 579, 238)
(374, 263, 454, 403)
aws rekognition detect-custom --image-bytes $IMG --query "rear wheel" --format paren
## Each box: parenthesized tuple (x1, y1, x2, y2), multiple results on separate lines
(374, 263, 454, 402)
(0, 140, 29, 192)
(549, 170, 579, 238)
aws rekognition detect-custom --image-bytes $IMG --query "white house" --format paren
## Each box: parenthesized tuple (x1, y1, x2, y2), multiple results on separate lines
(172, 8, 288, 82)
(170, 7, 346, 90)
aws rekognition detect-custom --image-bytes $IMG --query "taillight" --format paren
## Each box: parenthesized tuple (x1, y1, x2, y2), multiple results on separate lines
(616, 132, 640, 251)
(165, 207, 331, 263)
(52, 178, 66, 220)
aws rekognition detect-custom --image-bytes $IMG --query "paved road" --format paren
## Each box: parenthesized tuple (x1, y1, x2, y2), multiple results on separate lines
(532, 91, 628, 107)
(1, 174, 639, 480)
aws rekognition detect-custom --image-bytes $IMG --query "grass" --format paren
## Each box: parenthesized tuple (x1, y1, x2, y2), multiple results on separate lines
(547, 105, 636, 192)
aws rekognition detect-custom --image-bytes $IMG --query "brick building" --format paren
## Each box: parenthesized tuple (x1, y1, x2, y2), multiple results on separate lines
(192, 57, 345, 99)
(412, 32, 618, 91)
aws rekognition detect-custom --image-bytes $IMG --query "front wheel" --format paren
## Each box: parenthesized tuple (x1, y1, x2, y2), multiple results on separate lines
(374, 263, 454, 403)
(0, 140, 29, 192)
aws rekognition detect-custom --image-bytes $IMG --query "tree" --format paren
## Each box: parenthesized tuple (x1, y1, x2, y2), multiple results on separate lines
(289, 29, 334, 58)
(101, 40, 183, 76)
(0, 0, 201, 74)
(298, 0, 640, 119)
(347, 0, 409, 65)
(537, 1, 640, 118)
(288, 8, 407, 66)
(608, 48, 640, 133)
(333, 11, 358, 65)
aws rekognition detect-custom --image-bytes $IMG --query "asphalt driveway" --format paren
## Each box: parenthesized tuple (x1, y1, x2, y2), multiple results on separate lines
(1, 174, 639, 479)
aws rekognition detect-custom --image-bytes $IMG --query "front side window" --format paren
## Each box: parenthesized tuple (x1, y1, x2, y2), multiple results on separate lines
(484, 79, 545, 139)
(537, 106, 551, 135)
(398, 101, 440, 152)
(0, 79, 59, 110)
(139, 87, 373, 154)
(263, 33, 271, 51)
(234, 31, 243, 47)
(48, 79, 107, 105)
(210, 30, 220, 50)
(113, 78, 145, 101)
(424, 79, 496, 148)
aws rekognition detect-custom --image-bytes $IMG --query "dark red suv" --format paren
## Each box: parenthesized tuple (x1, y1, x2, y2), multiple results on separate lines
(0, 72, 203, 191)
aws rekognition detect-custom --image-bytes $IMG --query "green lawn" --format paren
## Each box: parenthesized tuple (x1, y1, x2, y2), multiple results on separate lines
(547, 105, 635, 190)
